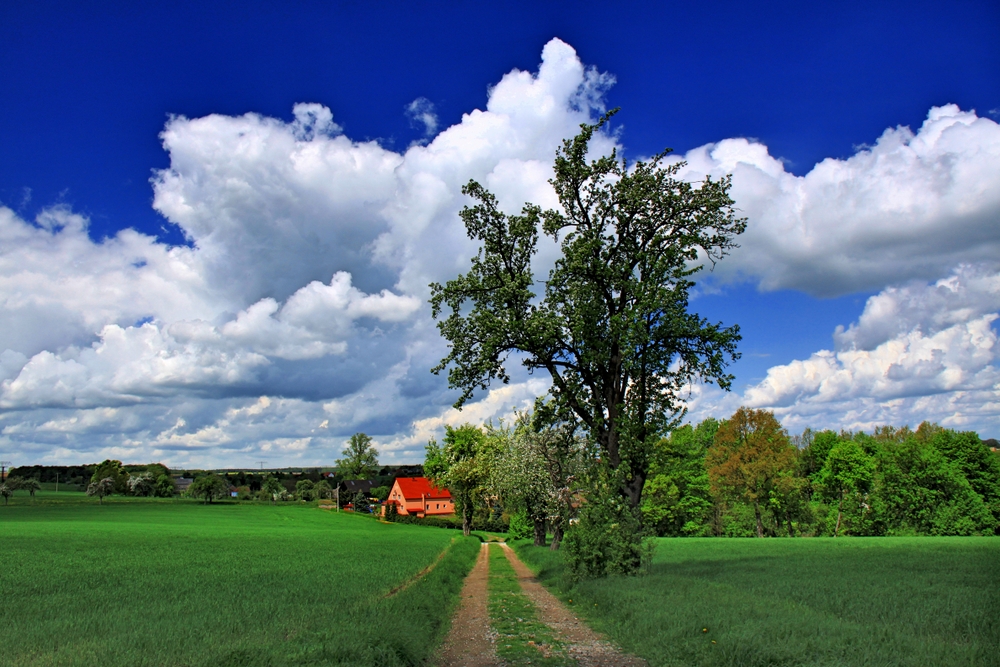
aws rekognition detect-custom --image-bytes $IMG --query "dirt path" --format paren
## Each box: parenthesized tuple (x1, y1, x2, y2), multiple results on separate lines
(500, 544, 648, 667)
(435, 543, 500, 667)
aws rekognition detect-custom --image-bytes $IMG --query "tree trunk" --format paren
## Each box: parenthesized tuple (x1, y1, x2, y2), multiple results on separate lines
(533, 517, 547, 547)
(753, 501, 764, 538)
(462, 504, 471, 537)
(623, 470, 646, 508)
(550, 523, 563, 550)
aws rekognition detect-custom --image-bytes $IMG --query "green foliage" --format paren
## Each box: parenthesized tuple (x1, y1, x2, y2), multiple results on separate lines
(145, 463, 170, 479)
(153, 474, 176, 497)
(352, 491, 371, 513)
(872, 434, 994, 535)
(817, 439, 875, 537)
(18, 477, 41, 501)
(562, 476, 653, 580)
(641, 420, 716, 536)
(90, 460, 128, 494)
(425, 423, 487, 536)
(0, 483, 13, 505)
(127, 472, 155, 497)
(295, 478, 316, 501)
(707, 408, 798, 538)
(86, 477, 115, 504)
(799, 430, 841, 487)
(313, 479, 333, 500)
(515, 537, 1000, 667)
(506, 509, 533, 540)
(187, 474, 229, 504)
(336, 433, 379, 480)
(430, 111, 745, 530)
(261, 476, 284, 504)
(0, 502, 479, 667)
(371, 484, 390, 502)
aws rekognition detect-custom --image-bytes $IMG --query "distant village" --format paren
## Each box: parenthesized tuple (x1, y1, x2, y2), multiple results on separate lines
(5, 463, 455, 518)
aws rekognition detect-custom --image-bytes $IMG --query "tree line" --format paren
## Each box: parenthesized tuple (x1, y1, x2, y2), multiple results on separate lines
(421, 405, 999, 577)
(644, 407, 1000, 538)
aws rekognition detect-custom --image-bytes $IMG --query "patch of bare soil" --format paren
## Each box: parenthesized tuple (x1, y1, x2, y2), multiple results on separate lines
(434, 543, 500, 667)
(500, 544, 648, 667)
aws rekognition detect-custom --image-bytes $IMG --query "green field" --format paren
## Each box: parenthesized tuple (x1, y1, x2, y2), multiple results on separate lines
(0, 493, 479, 667)
(515, 536, 1000, 667)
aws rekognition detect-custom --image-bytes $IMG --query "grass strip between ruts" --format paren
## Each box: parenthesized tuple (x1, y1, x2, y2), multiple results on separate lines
(487, 544, 574, 667)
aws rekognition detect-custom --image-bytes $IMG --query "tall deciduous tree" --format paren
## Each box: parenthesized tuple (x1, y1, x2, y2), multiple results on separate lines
(336, 433, 379, 480)
(488, 414, 556, 547)
(642, 419, 716, 537)
(128, 472, 155, 497)
(90, 460, 128, 495)
(261, 476, 284, 504)
(707, 408, 797, 538)
(425, 424, 486, 536)
(817, 439, 875, 537)
(188, 474, 229, 504)
(87, 477, 115, 505)
(430, 111, 745, 527)
(19, 477, 41, 503)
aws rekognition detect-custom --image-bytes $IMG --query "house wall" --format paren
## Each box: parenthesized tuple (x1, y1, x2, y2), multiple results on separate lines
(385, 479, 454, 517)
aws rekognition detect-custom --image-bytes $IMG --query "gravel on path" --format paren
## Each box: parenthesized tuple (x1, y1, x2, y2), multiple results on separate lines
(434, 543, 500, 667)
(500, 543, 648, 667)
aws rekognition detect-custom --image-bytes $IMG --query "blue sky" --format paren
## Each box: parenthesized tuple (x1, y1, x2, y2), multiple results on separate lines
(1, 1, 998, 467)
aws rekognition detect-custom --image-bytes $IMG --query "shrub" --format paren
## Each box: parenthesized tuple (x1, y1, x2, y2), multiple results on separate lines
(507, 509, 532, 540)
(562, 489, 653, 580)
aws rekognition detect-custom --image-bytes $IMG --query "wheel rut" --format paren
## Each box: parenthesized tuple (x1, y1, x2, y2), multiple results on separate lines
(500, 543, 647, 667)
(436, 541, 646, 666)
(435, 543, 499, 666)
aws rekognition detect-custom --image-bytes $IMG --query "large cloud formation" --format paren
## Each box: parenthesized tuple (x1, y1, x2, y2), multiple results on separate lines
(1, 38, 998, 467)
(685, 265, 1000, 434)
(679, 104, 1000, 296)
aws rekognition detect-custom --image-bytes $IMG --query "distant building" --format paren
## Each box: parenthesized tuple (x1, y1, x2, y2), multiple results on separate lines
(174, 477, 193, 493)
(339, 479, 376, 496)
(385, 477, 453, 518)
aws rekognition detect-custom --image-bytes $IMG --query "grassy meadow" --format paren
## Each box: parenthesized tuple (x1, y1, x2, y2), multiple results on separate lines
(0, 493, 479, 667)
(514, 536, 1000, 667)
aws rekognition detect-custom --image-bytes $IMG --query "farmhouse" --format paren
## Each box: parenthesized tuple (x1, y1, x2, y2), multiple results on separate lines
(385, 476, 453, 517)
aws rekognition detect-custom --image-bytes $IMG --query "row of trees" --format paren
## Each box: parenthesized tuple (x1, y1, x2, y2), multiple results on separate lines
(182, 433, 388, 505)
(421, 405, 998, 577)
(0, 476, 41, 504)
(642, 408, 1000, 538)
(84, 460, 176, 503)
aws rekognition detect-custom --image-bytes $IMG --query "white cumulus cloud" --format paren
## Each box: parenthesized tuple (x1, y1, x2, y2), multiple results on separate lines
(679, 105, 1000, 296)
(2, 38, 998, 467)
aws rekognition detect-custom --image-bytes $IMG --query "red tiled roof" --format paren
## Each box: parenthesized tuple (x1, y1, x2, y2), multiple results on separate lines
(394, 476, 451, 500)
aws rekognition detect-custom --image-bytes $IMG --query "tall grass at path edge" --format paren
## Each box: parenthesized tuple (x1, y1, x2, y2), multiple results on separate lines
(513, 536, 1000, 667)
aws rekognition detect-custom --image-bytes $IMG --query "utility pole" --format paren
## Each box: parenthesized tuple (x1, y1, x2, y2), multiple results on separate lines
(257, 461, 267, 472)
(0, 461, 10, 483)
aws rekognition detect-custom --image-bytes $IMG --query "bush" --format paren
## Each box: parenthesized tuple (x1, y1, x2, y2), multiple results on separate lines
(562, 490, 653, 579)
(507, 509, 532, 540)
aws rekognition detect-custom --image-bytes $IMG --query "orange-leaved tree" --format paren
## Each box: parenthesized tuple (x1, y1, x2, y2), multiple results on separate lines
(706, 407, 797, 537)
